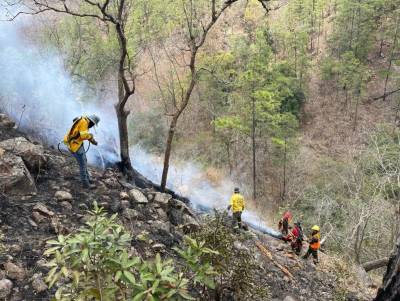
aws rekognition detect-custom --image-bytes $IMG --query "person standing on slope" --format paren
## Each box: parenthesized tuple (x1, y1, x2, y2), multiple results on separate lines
(302, 225, 321, 264)
(64, 115, 100, 189)
(278, 211, 292, 235)
(227, 187, 245, 230)
(282, 221, 304, 255)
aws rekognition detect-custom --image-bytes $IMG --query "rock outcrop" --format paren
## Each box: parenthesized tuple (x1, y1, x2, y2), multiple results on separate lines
(0, 137, 47, 173)
(0, 148, 37, 195)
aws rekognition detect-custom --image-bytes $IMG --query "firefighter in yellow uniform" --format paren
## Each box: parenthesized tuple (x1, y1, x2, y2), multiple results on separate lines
(227, 187, 245, 230)
(64, 115, 100, 188)
(302, 225, 321, 264)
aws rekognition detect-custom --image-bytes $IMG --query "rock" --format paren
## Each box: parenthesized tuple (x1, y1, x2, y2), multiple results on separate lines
(128, 189, 148, 204)
(181, 215, 201, 234)
(0, 137, 47, 173)
(120, 191, 129, 200)
(31, 211, 46, 224)
(233, 241, 250, 252)
(78, 203, 89, 211)
(152, 220, 171, 234)
(120, 200, 130, 209)
(0, 150, 37, 195)
(283, 296, 298, 301)
(60, 201, 73, 212)
(122, 208, 139, 220)
(31, 274, 47, 293)
(0, 270, 5, 280)
(152, 243, 166, 252)
(0, 114, 15, 128)
(4, 262, 25, 281)
(156, 208, 168, 221)
(103, 177, 120, 189)
(0, 279, 13, 298)
(54, 191, 73, 201)
(154, 192, 172, 206)
(33, 203, 54, 217)
(167, 199, 196, 226)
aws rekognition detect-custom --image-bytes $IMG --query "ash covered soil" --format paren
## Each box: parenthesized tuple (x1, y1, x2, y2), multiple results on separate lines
(0, 113, 376, 301)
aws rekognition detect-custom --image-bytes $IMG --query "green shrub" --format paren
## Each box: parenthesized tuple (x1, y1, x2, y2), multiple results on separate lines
(44, 203, 195, 301)
(187, 211, 270, 300)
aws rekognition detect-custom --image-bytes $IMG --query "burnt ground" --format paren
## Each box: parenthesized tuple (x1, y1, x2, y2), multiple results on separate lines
(0, 124, 376, 301)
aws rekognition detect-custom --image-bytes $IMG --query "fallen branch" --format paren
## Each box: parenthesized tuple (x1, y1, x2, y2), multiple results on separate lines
(255, 241, 294, 280)
(371, 87, 400, 101)
(362, 257, 389, 272)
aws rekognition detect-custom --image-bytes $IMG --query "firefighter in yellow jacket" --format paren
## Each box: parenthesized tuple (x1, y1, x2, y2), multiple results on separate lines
(302, 225, 321, 264)
(64, 115, 100, 188)
(227, 187, 245, 230)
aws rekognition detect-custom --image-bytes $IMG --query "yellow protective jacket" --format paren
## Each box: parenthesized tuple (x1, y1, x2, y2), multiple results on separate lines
(63, 117, 93, 153)
(230, 193, 245, 213)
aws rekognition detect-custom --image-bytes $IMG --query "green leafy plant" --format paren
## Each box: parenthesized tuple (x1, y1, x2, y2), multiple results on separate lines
(174, 236, 219, 289)
(44, 202, 194, 301)
(185, 211, 270, 300)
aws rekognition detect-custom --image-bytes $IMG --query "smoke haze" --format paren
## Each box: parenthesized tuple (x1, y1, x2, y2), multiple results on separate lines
(0, 17, 278, 236)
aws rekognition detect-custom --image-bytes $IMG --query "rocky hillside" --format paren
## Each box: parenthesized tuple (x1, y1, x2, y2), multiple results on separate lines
(0, 112, 376, 301)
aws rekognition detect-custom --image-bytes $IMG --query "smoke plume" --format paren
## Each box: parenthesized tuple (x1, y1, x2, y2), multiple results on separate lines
(0, 17, 279, 237)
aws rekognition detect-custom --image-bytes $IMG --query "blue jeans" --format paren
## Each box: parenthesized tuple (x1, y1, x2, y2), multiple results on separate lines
(72, 145, 90, 185)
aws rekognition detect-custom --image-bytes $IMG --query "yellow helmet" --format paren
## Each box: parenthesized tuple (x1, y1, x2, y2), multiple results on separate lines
(311, 225, 320, 231)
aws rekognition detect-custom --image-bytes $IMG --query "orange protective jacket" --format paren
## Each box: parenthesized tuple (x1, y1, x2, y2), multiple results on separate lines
(309, 232, 321, 251)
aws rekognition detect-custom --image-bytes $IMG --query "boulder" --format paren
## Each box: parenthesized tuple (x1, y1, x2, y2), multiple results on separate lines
(0, 150, 37, 195)
(54, 191, 73, 202)
(181, 215, 201, 234)
(4, 262, 25, 281)
(0, 114, 15, 128)
(154, 192, 172, 206)
(0, 137, 47, 173)
(167, 199, 195, 226)
(0, 279, 13, 298)
(128, 189, 148, 204)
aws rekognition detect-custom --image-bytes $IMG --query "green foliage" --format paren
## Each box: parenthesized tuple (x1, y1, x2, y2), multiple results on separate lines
(189, 211, 270, 300)
(174, 236, 219, 289)
(44, 202, 195, 301)
(291, 126, 400, 263)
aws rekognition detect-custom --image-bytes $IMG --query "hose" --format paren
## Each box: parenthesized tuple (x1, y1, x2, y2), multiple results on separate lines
(58, 141, 91, 156)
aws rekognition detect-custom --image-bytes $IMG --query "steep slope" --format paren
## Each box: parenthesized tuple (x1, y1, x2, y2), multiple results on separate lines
(0, 112, 374, 301)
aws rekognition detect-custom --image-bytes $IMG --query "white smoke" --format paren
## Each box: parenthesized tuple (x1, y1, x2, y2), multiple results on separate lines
(0, 17, 278, 236)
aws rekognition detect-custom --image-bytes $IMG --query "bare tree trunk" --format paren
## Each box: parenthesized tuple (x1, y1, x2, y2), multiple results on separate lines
(281, 137, 287, 201)
(353, 92, 360, 132)
(161, 116, 178, 191)
(383, 16, 399, 101)
(115, 78, 133, 177)
(251, 95, 256, 201)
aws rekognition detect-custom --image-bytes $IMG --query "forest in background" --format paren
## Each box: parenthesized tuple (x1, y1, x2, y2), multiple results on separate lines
(3, 0, 400, 276)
